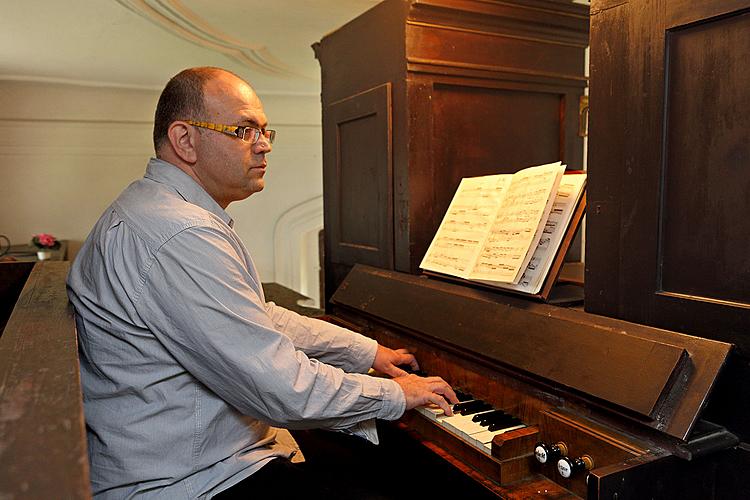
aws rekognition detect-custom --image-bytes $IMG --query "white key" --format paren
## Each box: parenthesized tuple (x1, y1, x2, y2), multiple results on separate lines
(471, 424, 526, 454)
(441, 410, 495, 438)
(418, 398, 480, 421)
(416, 404, 447, 421)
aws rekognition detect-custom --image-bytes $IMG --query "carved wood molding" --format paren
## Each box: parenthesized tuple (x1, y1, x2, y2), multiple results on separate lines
(115, 0, 305, 78)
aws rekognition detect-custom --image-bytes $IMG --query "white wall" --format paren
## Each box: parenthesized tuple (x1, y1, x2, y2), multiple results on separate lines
(0, 80, 323, 284)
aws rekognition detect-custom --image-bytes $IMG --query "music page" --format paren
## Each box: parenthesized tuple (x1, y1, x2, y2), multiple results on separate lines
(420, 174, 512, 278)
(470, 162, 565, 284)
(492, 172, 586, 294)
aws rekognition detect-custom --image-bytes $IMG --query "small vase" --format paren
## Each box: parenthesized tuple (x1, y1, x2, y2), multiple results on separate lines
(37, 250, 52, 260)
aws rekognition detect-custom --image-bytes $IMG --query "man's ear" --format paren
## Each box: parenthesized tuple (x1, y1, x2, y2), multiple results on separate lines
(167, 121, 198, 164)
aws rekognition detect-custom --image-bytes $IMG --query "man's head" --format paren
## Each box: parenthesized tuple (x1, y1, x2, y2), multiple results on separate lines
(153, 67, 273, 208)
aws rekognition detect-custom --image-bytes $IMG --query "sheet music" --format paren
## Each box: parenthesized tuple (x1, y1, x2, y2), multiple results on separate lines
(470, 162, 565, 284)
(490, 173, 586, 294)
(420, 174, 511, 278)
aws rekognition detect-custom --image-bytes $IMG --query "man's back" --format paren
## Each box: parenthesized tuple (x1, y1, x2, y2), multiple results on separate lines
(68, 159, 291, 498)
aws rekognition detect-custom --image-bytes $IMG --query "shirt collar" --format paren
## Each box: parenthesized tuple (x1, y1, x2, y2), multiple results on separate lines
(144, 158, 234, 227)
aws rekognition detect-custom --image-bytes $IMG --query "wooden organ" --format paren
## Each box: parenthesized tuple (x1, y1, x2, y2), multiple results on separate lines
(328, 266, 736, 498)
(316, 0, 750, 498)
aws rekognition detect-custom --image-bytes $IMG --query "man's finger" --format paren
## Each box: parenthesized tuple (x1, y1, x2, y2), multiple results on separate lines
(425, 378, 458, 405)
(395, 349, 419, 371)
(429, 393, 453, 416)
(436, 384, 458, 405)
(407, 356, 419, 371)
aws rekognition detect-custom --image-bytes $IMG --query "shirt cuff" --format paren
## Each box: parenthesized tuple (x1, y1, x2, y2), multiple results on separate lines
(375, 378, 406, 421)
(345, 378, 406, 445)
(348, 335, 378, 374)
(346, 419, 380, 445)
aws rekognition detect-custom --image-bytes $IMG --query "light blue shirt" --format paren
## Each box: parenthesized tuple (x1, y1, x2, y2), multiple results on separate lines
(67, 158, 405, 499)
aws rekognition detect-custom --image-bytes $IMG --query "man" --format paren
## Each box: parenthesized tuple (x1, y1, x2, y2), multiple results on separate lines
(67, 67, 457, 499)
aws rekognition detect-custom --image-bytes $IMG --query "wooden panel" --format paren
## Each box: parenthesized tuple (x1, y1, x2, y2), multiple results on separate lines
(660, 11, 750, 305)
(406, 82, 576, 274)
(431, 84, 563, 219)
(323, 84, 393, 269)
(587, 0, 750, 442)
(411, 0, 590, 47)
(315, 0, 408, 304)
(407, 22, 586, 79)
(350, 277, 684, 416)
(0, 262, 90, 499)
(667, 0, 750, 27)
(535, 410, 644, 498)
(589, 450, 745, 500)
(585, 0, 629, 317)
(330, 266, 734, 441)
(607, 0, 666, 328)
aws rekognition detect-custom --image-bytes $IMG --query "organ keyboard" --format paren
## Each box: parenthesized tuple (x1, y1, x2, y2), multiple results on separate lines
(414, 388, 526, 456)
(329, 265, 738, 499)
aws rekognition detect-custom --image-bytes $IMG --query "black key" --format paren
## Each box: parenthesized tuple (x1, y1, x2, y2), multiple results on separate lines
(484, 413, 517, 427)
(462, 400, 485, 410)
(488, 418, 523, 432)
(453, 399, 490, 413)
(452, 400, 478, 413)
(461, 401, 493, 416)
(474, 409, 506, 424)
(453, 390, 474, 402)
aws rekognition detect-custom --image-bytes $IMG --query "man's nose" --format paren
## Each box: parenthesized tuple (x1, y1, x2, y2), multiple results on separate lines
(254, 136, 272, 154)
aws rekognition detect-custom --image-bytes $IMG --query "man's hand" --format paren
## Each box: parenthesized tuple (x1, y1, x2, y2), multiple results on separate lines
(372, 345, 419, 378)
(393, 374, 458, 416)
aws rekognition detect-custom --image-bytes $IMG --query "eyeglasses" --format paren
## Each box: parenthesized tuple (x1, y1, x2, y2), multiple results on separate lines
(185, 120, 276, 144)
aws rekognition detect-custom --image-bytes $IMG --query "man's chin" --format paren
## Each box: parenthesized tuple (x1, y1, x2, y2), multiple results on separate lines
(249, 180, 265, 194)
(233, 182, 265, 203)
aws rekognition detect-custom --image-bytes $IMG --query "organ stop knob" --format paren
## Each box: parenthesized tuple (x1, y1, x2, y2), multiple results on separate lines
(534, 441, 568, 464)
(557, 454, 594, 478)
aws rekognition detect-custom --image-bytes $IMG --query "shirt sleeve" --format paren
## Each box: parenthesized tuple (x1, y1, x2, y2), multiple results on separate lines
(263, 301, 377, 374)
(133, 223, 405, 432)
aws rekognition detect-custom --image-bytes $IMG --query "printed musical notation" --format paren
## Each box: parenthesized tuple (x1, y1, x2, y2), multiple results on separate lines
(421, 162, 586, 296)
(420, 175, 511, 277)
(486, 173, 587, 294)
(471, 162, 564, 284)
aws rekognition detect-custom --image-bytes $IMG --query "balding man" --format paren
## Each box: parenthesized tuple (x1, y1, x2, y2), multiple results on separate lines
(67, 67, 457, 499)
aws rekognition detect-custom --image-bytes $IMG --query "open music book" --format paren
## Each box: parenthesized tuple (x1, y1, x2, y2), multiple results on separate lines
(420, 162, 586, 296)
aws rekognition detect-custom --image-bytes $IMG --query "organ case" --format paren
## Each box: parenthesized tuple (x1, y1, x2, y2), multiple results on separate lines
(315, 0, 748, 497)
(313, 0, 589, 303)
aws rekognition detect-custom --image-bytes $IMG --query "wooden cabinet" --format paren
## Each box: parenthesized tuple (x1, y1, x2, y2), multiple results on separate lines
(315, 0, 589, 302)
(586, 0, 750, 449)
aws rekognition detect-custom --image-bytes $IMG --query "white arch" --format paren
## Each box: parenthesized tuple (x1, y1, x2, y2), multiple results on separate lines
(273, 196, 324, 307)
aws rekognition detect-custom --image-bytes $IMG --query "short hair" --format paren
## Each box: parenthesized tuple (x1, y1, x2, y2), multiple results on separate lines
(152, 67, 226, 153)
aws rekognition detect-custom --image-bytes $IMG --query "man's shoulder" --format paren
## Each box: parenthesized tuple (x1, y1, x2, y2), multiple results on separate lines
(115, 178, 226, 247)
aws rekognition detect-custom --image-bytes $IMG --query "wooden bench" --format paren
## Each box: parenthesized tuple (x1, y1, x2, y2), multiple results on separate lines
(0, 261, 90, 499)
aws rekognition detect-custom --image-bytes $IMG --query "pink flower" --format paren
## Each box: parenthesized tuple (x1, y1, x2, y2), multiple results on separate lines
(32, 233, 59, 249)
(38, 234, 55, 247)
